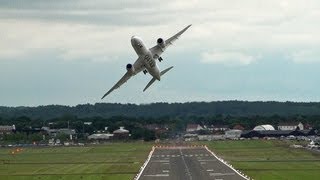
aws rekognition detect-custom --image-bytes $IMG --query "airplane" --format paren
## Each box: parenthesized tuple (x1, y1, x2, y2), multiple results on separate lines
(101, 24, 192, 99)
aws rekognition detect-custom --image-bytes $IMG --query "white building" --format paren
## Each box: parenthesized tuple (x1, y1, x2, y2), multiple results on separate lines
(0, 125, 15, 134)
(186, 124, 203, 132)
(88, 133, 114, 140)
(225, 130, 242, 139)
(278, 122, 304, 131)
(253, 124, 275, 131)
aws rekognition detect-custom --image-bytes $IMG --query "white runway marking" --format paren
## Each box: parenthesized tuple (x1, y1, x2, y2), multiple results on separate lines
(206, 169, 214, 172)
(210, 172, 235, 176)
(144, 174, 169, 177)
(180, 148, 193, 180)
(198, 159, 217, 162)
(152, 160, 169, 163)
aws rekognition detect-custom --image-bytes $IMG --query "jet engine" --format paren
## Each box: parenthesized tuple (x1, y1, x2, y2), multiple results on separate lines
(157, 38, 166, 48)
(126, 63, 135, 74)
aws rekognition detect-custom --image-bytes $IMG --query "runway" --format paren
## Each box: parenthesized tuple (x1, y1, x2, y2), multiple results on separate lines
(138, 146, 248, 180)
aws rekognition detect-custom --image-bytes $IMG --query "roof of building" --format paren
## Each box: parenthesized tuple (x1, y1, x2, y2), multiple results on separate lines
(253, 124, 275, 131)
(88, 133, 113, 139)
(113, 127, 129, 134)
(278, 122, 301, 126)
(213, 125, 229, 128)
(0, 125, 15, 130)
(186, 124, 201, 129)
(233, 124, 245, 130)
(226, 129, 243, 133)
(241, 129, 317, 137)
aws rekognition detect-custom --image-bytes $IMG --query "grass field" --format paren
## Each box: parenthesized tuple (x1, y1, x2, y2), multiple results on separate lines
(1, 140, 320, 180)
(0, 143, 153, 180)
(203, 140, 320, 180)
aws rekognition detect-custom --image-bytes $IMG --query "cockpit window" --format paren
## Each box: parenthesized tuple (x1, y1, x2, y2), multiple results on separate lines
(137, 43, 143, 48)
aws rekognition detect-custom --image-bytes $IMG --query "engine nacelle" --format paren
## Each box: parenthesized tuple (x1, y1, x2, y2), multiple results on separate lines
(126, 63, 135, 74)
(157, 38, 166, 48)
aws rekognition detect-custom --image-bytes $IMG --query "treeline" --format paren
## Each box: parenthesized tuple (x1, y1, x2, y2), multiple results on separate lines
(1, 101, 320, 120)
(1, 114, 320, 133)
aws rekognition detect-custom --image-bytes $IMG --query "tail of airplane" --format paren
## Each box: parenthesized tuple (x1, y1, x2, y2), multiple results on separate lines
(143, 66, 173, 92)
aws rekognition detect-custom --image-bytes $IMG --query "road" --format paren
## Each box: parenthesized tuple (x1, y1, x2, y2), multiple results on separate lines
(138, 146, 248, 180)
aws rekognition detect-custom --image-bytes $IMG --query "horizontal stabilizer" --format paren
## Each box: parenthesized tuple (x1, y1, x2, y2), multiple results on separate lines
(143, 66, 173, 92)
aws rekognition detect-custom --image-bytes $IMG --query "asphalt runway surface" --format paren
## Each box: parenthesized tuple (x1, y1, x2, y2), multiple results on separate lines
(138, 147, 247, 180)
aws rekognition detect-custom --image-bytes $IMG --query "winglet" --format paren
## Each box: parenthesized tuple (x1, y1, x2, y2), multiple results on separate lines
(143, 66, 174, 92)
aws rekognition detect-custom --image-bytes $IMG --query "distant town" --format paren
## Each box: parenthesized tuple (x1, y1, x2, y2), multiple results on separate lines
(1, 102, 320, 149)
(1, 118, 319, 151)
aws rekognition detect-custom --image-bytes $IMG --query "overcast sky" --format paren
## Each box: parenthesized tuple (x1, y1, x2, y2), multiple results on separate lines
(0, 0, 320, 106)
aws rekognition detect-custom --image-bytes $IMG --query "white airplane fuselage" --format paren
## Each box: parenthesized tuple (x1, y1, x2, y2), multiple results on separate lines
(131, 36, 161, 81)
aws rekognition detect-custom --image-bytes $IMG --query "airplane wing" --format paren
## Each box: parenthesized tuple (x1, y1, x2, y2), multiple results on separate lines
(101, 71, 132, 99)
(101, 57, 145, 99)
(150, 24, 192, 58)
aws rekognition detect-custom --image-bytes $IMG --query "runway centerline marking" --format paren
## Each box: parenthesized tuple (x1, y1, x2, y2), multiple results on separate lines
(179, 148, 193, 180)
(144, 174, 169, 177)
(210, 172, 235, 176)
(199, 159, 217, 162)
(152, 160, 169, 163)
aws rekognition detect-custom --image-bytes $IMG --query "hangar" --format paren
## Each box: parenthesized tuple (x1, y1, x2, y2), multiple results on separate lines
(253, 124, 275, 131)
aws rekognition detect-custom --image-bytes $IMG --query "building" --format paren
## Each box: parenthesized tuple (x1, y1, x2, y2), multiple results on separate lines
(186, 124, 203, 132)
(0, 125, 15, 134)
(198, 134, 225, 141)
(225, 129, 242, 139)
(253, 124, 275, 131)
(113, 127, 129, 139)
(212, 125, 229, 131)
(41, 127, 77, 139)
(241, 129, 316, 138)
(278, 122, 304, 131)
(88, 133, 114, 140)
(183, 133, 198, 141)
(233, 124, 245, 130)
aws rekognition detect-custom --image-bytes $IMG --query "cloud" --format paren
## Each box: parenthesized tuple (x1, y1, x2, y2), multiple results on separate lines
(0, 0, 320, 64)
(201, 51, 256, 66)
(291, 50, 320, 63)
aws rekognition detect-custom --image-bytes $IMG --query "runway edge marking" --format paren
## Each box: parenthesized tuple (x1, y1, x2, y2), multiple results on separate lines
(134, 146, 155, 180)
(204, 146, 251, 180)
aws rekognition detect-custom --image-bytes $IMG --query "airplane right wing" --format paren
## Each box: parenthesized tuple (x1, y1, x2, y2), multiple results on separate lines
(149, 24, 192, 58)
(101, 71, 132, 99)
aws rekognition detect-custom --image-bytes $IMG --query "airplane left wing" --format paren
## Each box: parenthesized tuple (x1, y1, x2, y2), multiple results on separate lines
(101, 72, 132, 99)
(150, 24, 191, 58)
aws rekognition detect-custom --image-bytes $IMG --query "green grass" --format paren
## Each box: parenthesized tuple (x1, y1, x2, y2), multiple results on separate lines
(0, 143, 153, 180)
(1, 140, 319, 180)
(203, 140, 320, 180)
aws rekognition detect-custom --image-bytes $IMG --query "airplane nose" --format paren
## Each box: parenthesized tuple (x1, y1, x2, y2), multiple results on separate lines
(131, 36, 135, 43)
